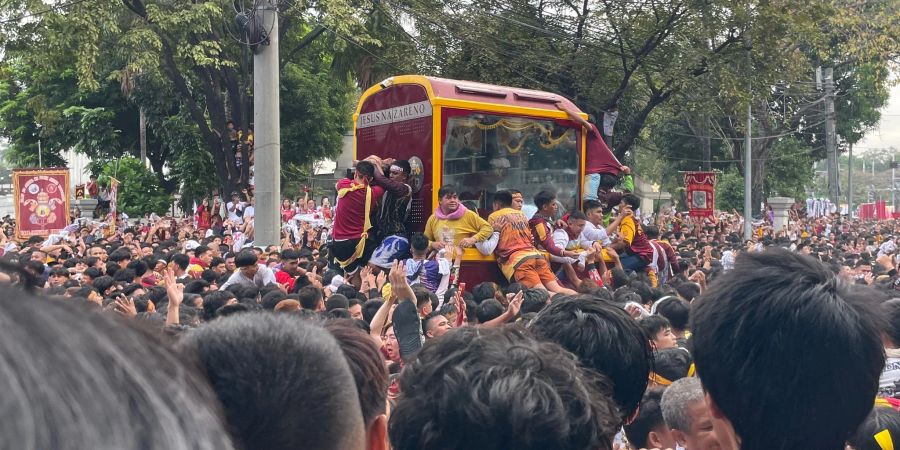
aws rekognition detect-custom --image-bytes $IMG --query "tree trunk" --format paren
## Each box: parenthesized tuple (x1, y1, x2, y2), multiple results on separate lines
(614, 89, 673, 161)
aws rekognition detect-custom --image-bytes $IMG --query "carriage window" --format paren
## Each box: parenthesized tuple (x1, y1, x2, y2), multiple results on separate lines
(442, 114, 580, 219)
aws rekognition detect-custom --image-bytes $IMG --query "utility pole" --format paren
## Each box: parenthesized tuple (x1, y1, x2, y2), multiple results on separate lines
(744, 101, 752, 241)
(253, 0, 281, 248)
(824, 67, 840, 205)
(893, 154, 896, 214)
(37, 139, 42, 168)
(847, 142, 853, 217)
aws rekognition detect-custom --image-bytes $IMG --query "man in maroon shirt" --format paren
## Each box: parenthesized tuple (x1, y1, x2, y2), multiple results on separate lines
(331, 160, 385, 276)
(555, 100, 628, 201)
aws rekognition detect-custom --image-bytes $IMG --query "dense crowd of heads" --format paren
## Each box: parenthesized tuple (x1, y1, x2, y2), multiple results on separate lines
(2, 189, 900, 450)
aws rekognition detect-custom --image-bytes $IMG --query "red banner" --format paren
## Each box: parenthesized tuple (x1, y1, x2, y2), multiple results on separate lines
(13, 169, 70, 239)
(684, 171, 716, 218)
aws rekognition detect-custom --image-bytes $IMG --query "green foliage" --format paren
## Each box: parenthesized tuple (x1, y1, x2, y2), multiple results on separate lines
(763, 138, 815, 200)
(98, 157, 170, 217)
(281, 47, 355, 169)
(715, 170, 745, 214)
(159, 113, 219, 211)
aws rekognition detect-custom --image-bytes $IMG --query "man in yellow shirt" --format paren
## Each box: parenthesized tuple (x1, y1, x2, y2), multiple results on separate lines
(424, 185, 493, 251)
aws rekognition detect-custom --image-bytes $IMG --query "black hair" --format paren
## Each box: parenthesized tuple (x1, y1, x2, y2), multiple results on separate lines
(493, 190, 513, 208)
(325, 308, 352, 320)
(438, 185, 457, 199)
(583, 199, 603, 213)
(675, 282, 701, 302)
(121, 283, 144, 297)
(200, 269, 218, 284)
(324, 320, 388, 425)
(653, 348, 693, 383)
(355, 160, 375, 179)
(640, 315, 671, 340)
(297, 286, 323, 311)
(126, 260, 148, 277)
(630, 281, 654, 305)
(655, 297, 690, 331)
(336, 284, 358, 300)
(610, 268, 630, 290)
(534, 190, 556, 211)
(49, 266, 70, 278)
(234, 251, 258, 268)
(568, 210, 588, 222)
(388, 326, 620, 450)
(179, 313, 365, 450)
(881, 298, 900, 347)
(644, 225, 660, 240)
(529, 295, 653, 424)
(521, 288, 550, 314)
(362, 299, 383, 324)
(476, 299, 504, 323)
(326, 294, 350, 311)
(171, 253, 190, 271)
(598, 173, 619, 190)
(0, 286, 233, 448)
(621, 193, 641, 210)
(691, 249, 886, 450)
(201, 290, 236, 322)
(113, 268, 136, 283)
(413, 287, 437, 311)
(622, 388, 667, 449)
(194, 245, 210, 257)
(410, 233, 429, 252)
(261, 290, 288, 310)
(108, 249, 132, 263)
(216, 303, 250, 318)
(92, 276, 118, 296)
(847, 407, 900, 450)
(472, 282, 497, 304)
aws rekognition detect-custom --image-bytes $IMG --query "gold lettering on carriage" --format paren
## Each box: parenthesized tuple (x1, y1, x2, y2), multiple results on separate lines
(356, 101, 433, 129)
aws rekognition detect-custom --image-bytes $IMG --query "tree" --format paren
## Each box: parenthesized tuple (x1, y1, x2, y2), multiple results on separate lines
(0, 0, 371, 194)
(96, 157, 171, 216)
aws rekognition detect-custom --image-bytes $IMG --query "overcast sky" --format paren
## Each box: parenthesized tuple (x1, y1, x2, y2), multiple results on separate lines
(856, 80, 900, 154)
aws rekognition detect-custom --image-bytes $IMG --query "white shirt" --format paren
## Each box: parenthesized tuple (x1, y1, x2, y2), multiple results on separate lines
(550, 228, 584, 265)
(219, 263, 277, 290)
(244, 205, 255, 220)
(880, 348, 900, 398)
(227, 201, 245, 223)
(581, 221, 612, 246)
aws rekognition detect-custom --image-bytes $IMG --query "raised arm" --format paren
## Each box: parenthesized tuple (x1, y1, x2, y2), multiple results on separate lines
(555, 100, 591, 130)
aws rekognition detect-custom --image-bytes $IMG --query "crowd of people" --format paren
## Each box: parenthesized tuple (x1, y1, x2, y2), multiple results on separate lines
(4, 111, 900, 449)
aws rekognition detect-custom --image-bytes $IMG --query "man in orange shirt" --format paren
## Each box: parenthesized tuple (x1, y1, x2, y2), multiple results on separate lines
(487, 190, 576, 296)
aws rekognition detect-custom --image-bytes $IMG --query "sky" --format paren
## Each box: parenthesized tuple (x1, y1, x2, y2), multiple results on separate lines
(856, 81, 900, 154)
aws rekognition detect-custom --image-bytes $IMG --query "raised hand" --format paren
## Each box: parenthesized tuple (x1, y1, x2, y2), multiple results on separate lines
(164, 271, 184, 308)
(376, 270, 387, 290)
(506, 290, 524, 318)
(114, 295, 137, 318)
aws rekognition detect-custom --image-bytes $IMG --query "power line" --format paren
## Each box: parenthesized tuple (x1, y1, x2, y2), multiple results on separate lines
(321, 24, 409, 75)
(0, 0, 94, 24)
(383, 0, 555, 87)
